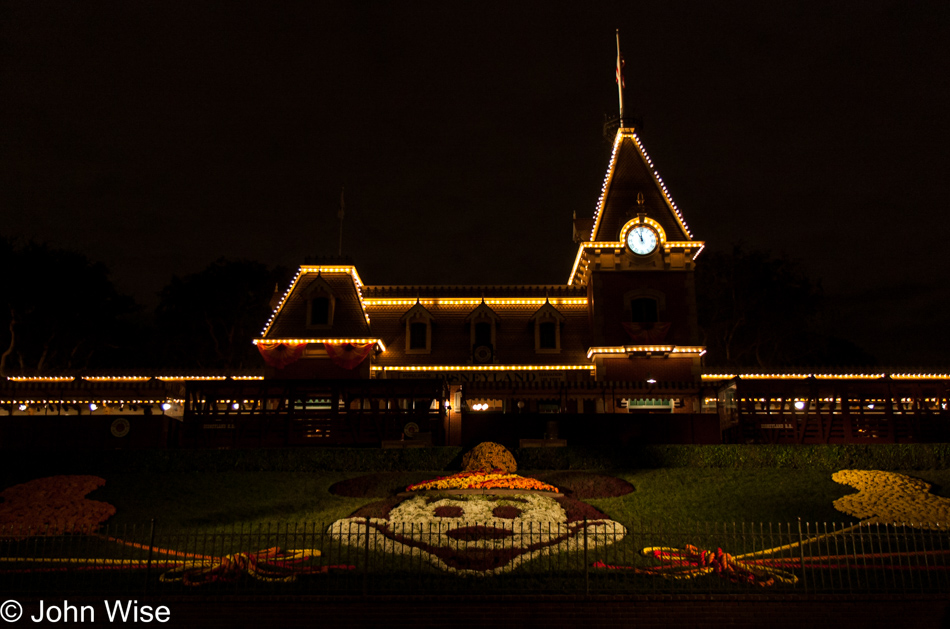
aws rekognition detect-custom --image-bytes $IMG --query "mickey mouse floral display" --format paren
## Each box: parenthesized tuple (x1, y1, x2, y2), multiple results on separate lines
(832, 469, 950, 529)
(597, 469, 950, 586)
(0, 475, 116, 537)
(328, 483, 626, 575)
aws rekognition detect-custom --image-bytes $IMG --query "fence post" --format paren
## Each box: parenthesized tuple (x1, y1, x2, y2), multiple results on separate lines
(583, 518, 589, 596)
(797, 518, 807, 592)
(362, 518, 370, 596)
(144, 518, 156, 594)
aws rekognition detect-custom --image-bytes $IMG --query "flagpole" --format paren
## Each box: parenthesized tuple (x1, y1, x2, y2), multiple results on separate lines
(615, 29, 625, 128)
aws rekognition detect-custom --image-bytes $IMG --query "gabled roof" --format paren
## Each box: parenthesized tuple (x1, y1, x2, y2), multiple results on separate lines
(366, 300, 591, 367)
(465, 300, 500, 323)
(529, 300, 566, 322)
(260, 267, 372, 341)
(400, 300, 434, 322)
(588, 128, 694, 244)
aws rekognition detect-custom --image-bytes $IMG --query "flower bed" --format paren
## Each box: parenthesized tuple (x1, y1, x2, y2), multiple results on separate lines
(0, 475, 116, 537)
(406, 470, 558, 493)
(833, 469, 950, 529)
(328, 493, 625, 575)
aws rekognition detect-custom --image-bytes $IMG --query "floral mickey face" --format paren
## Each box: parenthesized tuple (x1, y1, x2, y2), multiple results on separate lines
(328, 493, 626, 575)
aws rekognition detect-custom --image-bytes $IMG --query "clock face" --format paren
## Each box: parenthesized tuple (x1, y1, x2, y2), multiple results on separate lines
(626, 225, 658, 255)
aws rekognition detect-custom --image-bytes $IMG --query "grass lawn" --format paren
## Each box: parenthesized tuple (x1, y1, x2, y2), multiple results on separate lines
(78, 467, 950, 531)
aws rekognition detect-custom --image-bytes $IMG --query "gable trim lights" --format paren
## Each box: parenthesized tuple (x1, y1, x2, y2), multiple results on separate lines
(363, 298, 588, 307)
(371, 365, 595, 373)
(701, 373, 950, 381)
(253, 338, 386, 351)
(587, 346, 706, 360)
(260, 266, 371, 338)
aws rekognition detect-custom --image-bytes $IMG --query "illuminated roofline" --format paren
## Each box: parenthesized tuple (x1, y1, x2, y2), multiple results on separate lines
(363, 297, 588, 307)
(3, 399, 181, 405)
(260, 265, 372, 338)
(701, 373, 950, 381)
(254, 338, 386, 352)
(589, 128, 694, 241)
(371, 365, 595, 372)
(588, 130, 624, 242)
(6, 375, 264, 383)
(567, 230, 705, 287)
(587, 345, 706, 360)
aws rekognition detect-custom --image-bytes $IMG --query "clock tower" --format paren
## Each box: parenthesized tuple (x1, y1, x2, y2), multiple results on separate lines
(569, 126, 705, 384)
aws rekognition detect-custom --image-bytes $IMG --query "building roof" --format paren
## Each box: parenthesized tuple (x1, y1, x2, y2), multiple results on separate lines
(368, 300, 590, 367)
(362, 285, 586, 299)
(262, 269, 372, 341)
(588, 128, 694, 244)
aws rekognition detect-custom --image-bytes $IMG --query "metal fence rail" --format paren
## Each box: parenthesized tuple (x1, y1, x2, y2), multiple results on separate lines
(1, 519, 948, 596)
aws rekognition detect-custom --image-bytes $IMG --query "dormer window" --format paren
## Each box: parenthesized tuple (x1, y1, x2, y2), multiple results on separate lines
(538, 321, 557, 349)
(530, 300, 565, 353)
(474, 322, 492, 347)
(310, 297, 331, 325)
(402, 301, 433, 354)
(304, 276, 335, 329)
(409, 322, 428, 350)
(466, 301, 499, 364)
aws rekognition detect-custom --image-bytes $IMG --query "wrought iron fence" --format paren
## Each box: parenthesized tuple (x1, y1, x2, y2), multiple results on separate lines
(1, 519, 948, 596)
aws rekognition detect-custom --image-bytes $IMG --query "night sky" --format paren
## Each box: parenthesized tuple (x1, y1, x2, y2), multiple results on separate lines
(3, 2, 948, 366)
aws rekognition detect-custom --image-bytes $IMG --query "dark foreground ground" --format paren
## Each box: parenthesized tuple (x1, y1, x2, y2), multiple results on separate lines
(11, 594, 950, 628)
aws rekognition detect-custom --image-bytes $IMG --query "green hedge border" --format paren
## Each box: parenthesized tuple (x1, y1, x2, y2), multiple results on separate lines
(3, 444, 950, 476)
(516, 444, 950, 471)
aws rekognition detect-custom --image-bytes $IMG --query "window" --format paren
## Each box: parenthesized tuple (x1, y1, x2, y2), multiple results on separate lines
(466, 302, 498, 363)
(630, 297, 658, 322)
(409, 322, 428, 350)
(474, 322, 492, 347)
(530, 300, 564, 353)
(309, 297, 331, 326)
(402, 301, 433, 354)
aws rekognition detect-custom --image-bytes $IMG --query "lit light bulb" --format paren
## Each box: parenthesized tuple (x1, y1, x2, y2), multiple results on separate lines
(162, 403, 172, 411)
(89, 403, 98, 412)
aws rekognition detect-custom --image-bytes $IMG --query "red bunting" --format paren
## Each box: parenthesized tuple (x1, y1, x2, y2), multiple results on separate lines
(324, 342, 374, 370)
(622, 321, 671, 344)
(256, 342, 306, 369)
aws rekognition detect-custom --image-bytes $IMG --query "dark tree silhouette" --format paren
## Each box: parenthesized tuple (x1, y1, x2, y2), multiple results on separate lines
(696, 245, 874, 369)
(155, 258, 291, 369)
(0, 239, 136, 376)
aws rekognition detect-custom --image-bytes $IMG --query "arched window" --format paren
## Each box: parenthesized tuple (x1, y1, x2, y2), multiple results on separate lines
(630, 297, 658, 323)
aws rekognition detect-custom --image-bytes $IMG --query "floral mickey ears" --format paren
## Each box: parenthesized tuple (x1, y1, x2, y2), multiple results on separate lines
(832, 470, 950, 529)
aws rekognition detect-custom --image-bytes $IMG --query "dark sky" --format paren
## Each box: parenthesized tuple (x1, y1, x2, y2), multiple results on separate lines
(2, 1, 949, 366)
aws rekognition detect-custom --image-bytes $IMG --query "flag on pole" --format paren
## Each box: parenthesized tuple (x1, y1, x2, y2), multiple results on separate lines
(615, 50, 625, 88)
(615, 29, 625, 124)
